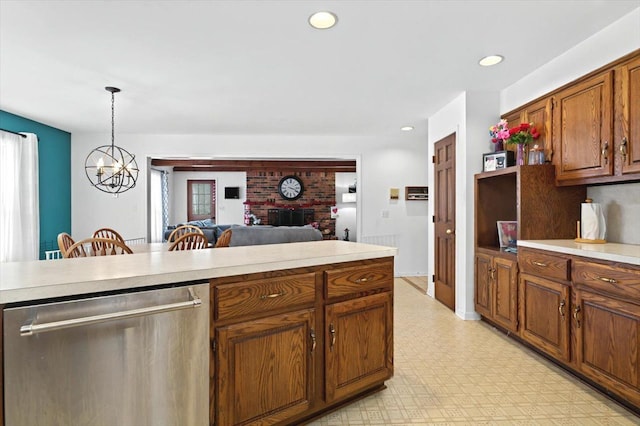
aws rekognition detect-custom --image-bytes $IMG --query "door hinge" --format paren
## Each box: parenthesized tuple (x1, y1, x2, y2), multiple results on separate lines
(432, 215, 435, 223)
(211, 338, 216, 353)
(432, 274, 435, 283)
(432, 155, 436, 163)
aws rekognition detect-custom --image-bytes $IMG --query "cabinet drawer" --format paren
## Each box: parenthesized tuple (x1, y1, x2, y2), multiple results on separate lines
(519, 249, 570, 281)
(325, 262, 393, 298)
(214, 272, 316, 321)
(573, 260, 640, 301)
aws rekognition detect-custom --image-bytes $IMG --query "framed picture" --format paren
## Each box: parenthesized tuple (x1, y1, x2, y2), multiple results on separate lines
(497, 221, 518, 248)
(483, 151, 515, 172)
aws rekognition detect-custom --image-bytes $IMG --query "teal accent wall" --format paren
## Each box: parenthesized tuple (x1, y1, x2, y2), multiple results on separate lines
(0, 110, 71, 259)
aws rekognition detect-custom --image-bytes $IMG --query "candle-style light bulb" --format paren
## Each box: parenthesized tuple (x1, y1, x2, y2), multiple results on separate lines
(96, 158, 105, 176)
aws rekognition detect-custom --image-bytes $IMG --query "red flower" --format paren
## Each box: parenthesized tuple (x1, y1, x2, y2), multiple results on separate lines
(506, 122, 540, 145)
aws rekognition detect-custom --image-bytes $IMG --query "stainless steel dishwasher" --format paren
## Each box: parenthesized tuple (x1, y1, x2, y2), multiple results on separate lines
(3, 282, 209, 426)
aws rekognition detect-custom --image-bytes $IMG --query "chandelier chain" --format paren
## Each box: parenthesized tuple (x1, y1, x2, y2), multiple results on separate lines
(111, 91, 115, 149)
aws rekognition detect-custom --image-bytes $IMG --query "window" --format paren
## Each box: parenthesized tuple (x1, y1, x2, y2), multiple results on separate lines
(187, 180, 215, 222)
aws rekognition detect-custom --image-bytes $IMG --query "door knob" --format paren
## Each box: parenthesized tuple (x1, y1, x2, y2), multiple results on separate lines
(446, 229, 453, 235)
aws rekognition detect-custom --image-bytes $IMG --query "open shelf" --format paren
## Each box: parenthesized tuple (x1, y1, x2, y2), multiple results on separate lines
(474, 165, 586, 250)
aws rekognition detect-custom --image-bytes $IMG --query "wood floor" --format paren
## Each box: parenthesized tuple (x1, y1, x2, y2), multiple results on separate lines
(309, 277, 639, 425)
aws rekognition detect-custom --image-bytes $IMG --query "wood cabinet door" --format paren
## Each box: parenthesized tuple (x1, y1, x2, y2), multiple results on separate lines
(524, 98, 552, 163)
(325, 292, 393, 403)
(216, 309, 316, 426)
(519, 274, 571, 362)
(474, 252, 492, 318)
(574, 289, 640, 406)
(553, 71, 613, 181)
(617, 55, 640, 175)
(492, 256, 518, 332)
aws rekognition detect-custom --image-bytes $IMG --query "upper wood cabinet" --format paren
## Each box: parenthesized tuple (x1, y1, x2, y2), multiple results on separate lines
(552, 70, 614, 182)
(502, 98, 552, 161)
(502, 50, 640, 185)
(616, 55, 640, 175)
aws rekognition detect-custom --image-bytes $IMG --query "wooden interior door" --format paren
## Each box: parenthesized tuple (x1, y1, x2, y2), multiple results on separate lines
(434, 133, 456, 311)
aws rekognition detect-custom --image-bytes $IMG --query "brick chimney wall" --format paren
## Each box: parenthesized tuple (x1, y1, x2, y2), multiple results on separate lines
(246, 170, 336, 237)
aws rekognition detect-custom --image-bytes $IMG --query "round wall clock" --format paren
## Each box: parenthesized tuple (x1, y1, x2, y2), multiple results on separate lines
(278, 175, 304, 200)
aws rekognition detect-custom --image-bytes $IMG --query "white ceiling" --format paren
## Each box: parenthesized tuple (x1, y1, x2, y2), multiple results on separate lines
(1, 0, 638, 137)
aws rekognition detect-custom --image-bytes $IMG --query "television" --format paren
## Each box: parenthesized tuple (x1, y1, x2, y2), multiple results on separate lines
(224, 186, 240, 199)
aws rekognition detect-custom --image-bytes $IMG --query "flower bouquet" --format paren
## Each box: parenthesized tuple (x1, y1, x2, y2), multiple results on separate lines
(506, 122, 540, 145)
(506, 122, 540, 165)
(489, 119, 509, 151)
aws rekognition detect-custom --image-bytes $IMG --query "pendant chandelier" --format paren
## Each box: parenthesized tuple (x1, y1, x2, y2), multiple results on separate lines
(85, 87, 139, 194)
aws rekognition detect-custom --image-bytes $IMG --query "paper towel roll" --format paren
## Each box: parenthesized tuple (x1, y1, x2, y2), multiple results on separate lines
(581, 202, 606, 240)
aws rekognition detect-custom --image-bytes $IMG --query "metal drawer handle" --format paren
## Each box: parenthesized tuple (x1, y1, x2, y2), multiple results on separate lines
(259, 291, 286, 300)
(329, 323, 336, 350)
(602, 141, 609, 164)
(20, 287, 202, 337)
(597, 276, 617, 284)
(310, 329, 316, 353)
(620, 137, 628, 159)
(355, 277, 370, 283)
(573, 306, 581, 328)
(532, 261, 547, 267)
(559, 300, 566, 320)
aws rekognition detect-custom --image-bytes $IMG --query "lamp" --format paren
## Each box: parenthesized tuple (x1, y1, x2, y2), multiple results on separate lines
(85, 87, 139, 195)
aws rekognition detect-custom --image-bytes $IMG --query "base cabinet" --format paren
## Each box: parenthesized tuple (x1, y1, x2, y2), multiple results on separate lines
(211, 257, 394, 426)
(573, 289, 640, 406)
(514, 247, 640, 411)
(216, 309, 316, 425)
(474, 251, 518, 333)
(519, 273, 571, 362)
(325, 292, 393, 402)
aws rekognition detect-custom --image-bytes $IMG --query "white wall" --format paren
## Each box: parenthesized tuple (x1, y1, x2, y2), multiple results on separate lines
(71, 133, 429, 276)
(502, 9, 640, 113)
(171, 171, 246, 225)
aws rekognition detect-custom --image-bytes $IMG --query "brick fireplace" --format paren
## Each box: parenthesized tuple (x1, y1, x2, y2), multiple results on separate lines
(245, 170, 336, 237)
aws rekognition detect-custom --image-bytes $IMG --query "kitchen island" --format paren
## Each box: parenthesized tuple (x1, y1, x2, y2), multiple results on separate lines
(0, 240, 397, 425)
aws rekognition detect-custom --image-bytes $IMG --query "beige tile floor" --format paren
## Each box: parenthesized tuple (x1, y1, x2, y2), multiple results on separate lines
(309, 277, 640, 425)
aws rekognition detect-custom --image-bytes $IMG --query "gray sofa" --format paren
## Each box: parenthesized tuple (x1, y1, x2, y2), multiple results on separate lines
(163, 221, 237, 245)
(226, 226, 323, 247)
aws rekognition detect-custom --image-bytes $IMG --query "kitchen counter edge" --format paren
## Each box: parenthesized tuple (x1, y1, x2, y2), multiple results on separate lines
(518, 239, 640, 266)
(0, 241, 397, 304)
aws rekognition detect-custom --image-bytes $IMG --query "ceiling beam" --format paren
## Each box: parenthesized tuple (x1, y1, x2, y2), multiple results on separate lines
(151, 159, 356, 172)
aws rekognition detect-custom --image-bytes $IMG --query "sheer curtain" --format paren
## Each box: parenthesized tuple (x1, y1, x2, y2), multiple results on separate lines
(150, 169, 163, 242)
(0, 132, 39, 262)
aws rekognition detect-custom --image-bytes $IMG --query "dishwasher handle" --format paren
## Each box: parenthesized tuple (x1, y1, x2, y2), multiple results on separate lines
(20, 287, 203, 337)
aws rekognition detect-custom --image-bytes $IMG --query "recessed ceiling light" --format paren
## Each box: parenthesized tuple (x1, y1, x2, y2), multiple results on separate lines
(309, 11, 338, 29)
(401, 126, 414, 131)
(479, 55, 504, 67)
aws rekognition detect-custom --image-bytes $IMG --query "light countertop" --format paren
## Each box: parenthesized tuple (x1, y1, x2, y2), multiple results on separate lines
(518, 239, 640, 266)
(0, 241, 397, 304)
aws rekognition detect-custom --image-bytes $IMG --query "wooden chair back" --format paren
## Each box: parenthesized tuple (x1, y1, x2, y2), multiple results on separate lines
(63, 238, 133, 258)
(92, 228, 126, 252)
(58, 232, 85, 258)
(214, 229, 232, 248)
(167, 225, 204, 243)
(168, 232, 209, 251)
